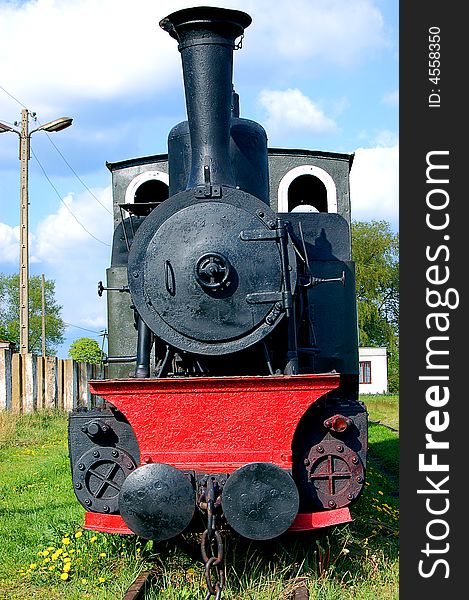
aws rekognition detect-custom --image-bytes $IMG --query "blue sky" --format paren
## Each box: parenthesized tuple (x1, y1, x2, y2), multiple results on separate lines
(0, 0, 398, 357)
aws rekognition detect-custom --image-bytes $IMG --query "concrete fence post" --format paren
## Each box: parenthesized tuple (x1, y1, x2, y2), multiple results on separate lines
(63, 359, 76, 412)
(22, 353, 37, 413)
(11, 353, 22, 412)
(0, 349, 13, 410)
(0, 353, 98, 413)
(45, 356, 58, 409)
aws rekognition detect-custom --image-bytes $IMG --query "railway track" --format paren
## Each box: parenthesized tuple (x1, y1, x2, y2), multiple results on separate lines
(122, 566, 310, 599)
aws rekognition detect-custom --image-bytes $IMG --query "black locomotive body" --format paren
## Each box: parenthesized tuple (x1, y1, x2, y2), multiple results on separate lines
(69, 6, 367, 546)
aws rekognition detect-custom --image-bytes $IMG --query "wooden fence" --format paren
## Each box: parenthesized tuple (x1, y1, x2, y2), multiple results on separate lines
(0, 349, 105, 412)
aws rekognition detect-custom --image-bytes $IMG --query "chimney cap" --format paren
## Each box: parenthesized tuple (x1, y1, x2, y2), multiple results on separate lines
(159, 6, 252, 41)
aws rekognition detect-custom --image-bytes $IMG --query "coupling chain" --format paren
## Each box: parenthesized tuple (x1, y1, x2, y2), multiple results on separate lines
(200, 479, 224, 600)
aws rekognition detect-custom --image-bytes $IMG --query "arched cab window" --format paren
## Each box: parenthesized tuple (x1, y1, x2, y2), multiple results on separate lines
(278, 165, 338, 213)
(124, 171, 170, 215)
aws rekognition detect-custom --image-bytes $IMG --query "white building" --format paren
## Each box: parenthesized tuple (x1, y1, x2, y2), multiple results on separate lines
(358, 347, 388, 394)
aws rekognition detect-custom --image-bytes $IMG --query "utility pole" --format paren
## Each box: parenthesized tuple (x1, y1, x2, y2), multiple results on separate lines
(41, 273, 46, 356)
(19, 109, 30, 354)
(0, 111, 73, 355)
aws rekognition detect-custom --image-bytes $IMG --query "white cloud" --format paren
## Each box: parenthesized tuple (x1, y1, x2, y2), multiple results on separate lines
(259, 88, 338, 141)
(30, 186, 113, 343)
(382, 90, 399, 107)
(0, 223, 20, 263)
(373, 129, 399, 147)
(0, 0, 391, 118)
(33, 189, 112, 264)
(349, 144, 399, 228)
(241, 0, 390, 72)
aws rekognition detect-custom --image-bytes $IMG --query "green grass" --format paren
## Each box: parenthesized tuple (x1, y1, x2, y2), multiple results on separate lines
(0, 399, 399, 599)
(361, 394, 399, 432)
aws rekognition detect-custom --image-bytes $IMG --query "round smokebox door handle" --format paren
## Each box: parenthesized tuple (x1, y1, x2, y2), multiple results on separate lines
(195, 252, 231, 291)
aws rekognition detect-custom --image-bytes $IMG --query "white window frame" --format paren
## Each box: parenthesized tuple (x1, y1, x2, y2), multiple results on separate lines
(124, 170, 169, 204)
(277, 165, 338, 213)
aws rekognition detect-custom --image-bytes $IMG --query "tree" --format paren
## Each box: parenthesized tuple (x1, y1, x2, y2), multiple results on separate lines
(0, 273, 65, 355)
(351, 220, 399, 392)
(69, 337, 104, 364)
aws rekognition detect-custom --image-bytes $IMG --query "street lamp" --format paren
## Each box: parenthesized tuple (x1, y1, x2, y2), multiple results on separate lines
(0, 108, 73, 354)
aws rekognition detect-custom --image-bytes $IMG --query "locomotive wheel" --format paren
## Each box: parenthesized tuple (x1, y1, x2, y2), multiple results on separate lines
(72, 446, 137, 513)
(305, 440, 364, 509)
(221, 462, 299, 540)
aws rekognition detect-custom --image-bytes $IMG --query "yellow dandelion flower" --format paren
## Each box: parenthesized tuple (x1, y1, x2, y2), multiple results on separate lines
(187, 568, 196, 576)
(49, 565, 55, 571)
(69, 549, 75, 554)
(47, 547, 55, 552)
(98, 577, 106, 583)
(378, 490, 384, 495)
(63, 563, 71, 573)
(81, 579, 88, 584)
(75, 531, 83, 538)
(29, 563, 37, 570)
(43, 558, 51, 564)
(63, 557, 71, 563)
(62, 537, 71, 545)
(37, 551, 44, 557)
(90, 536, 97, 543)
(60, 572, 69, 580)
(99, 553, 106, 558)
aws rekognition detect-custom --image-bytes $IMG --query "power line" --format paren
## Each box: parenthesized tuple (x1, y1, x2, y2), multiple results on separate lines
(0, 84, 26, 108)
(1, 83, 113, 216)
(42, 129, 112, 215)
(30, 146, 110, 246)
(64, 322, 103, 335)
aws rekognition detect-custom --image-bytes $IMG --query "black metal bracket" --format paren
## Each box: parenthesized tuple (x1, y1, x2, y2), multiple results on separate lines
(98, 281, 130, 297)
(194, 163, 222, 198)
(303, 271, 346, 289)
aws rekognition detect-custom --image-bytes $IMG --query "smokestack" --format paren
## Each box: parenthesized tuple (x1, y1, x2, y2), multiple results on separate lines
(159, 6, 251, 190)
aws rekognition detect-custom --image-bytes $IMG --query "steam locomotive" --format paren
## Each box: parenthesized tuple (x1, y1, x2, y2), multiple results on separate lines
(68, 6, 367, 546)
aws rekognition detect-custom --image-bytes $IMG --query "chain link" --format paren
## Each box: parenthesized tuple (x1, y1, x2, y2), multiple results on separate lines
(200, 479, 224, 599)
